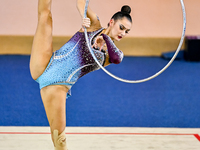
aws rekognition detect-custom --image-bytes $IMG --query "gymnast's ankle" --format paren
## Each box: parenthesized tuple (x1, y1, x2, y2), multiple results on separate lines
(53, 129, 68, 150)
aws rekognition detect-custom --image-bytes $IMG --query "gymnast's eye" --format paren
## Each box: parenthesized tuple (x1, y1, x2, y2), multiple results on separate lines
(119, 25, 124, 30)
(125, 30, 129, 34)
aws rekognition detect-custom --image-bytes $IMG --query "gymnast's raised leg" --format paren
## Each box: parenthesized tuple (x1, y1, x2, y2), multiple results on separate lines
(30, 0, 53, 80)
(29, 0, 68, 149)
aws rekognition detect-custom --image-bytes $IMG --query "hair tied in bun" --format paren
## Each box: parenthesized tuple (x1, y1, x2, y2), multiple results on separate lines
(109, 5, 132, 24)
(121, 5, 131, 14)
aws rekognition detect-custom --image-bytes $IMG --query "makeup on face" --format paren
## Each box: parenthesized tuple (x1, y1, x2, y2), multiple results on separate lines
(119, 24, 130, 34)
(115, 23, 131, 40)
(108, 18, 132, 41)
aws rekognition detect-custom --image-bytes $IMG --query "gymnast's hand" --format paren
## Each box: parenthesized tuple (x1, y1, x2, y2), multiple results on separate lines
(82, 17, 91, 31)
(92, 35, 105, 51)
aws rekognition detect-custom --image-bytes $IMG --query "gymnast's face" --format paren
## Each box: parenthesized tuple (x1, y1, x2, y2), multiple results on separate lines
(109, 17, 132, 41)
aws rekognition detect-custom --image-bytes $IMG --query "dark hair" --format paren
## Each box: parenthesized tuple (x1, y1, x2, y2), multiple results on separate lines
(110, 5, 132, 23)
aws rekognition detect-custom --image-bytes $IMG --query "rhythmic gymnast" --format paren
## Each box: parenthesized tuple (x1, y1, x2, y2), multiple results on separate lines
(29, 0, 132, 149)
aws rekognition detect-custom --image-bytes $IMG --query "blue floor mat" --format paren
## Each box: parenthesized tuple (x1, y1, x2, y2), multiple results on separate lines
(0, 55, 200, 127)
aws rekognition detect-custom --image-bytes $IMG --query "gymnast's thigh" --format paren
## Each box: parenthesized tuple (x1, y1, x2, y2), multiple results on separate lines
(30, 7, 54, 80)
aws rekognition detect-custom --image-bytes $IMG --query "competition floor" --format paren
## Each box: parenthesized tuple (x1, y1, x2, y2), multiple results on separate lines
(1, 55, 200, 149)
(0, 127, 200, 150)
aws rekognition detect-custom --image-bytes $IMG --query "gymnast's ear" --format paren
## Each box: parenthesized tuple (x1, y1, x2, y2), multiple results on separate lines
(108, 19, 115, 27)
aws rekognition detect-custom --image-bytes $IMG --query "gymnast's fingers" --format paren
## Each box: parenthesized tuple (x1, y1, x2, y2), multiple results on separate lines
(92, 42, 98, 49)
(82, 17, 91, 28)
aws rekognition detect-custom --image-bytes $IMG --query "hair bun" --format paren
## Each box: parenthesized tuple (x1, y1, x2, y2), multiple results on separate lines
(121, 5, 131, 14)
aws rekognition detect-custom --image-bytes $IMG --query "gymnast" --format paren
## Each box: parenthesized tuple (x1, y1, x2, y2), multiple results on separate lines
(29, 0, 132, 149)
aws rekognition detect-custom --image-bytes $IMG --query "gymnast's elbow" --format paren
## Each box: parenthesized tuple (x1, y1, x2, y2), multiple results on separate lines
(109, 56, 123, 64)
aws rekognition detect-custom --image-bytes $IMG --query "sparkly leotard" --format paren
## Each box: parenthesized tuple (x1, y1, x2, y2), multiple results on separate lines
(35, 28, 123, 97)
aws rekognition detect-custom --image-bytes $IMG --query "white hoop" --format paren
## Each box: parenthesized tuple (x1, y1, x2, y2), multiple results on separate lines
(84, 0, 186, 83)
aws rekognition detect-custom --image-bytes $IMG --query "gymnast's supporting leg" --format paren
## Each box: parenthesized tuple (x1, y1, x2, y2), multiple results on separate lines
(41, 85, 68, 150)
(30, 0, 68, 149)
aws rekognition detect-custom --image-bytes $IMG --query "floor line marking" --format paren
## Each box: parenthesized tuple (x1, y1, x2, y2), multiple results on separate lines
(0, 131, 199, 142)
(194, 134, 200, 142)
(0, 132, 197, 136)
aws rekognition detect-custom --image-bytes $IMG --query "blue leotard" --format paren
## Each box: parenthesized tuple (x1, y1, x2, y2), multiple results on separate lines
(35, 28, 123, 98)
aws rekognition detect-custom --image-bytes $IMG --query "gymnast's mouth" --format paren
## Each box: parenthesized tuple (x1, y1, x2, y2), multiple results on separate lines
(118, 35, 123, 39)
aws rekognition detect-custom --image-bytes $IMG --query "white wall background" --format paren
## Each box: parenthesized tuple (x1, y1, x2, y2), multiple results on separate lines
(0, 0, 199, 37)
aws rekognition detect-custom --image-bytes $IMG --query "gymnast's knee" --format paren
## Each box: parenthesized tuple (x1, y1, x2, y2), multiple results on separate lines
(53, 129, 67, 150)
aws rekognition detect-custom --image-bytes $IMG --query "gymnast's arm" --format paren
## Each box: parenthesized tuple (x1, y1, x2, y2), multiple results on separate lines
(77, 0, 101, 31)
(102, 34, 124, 64)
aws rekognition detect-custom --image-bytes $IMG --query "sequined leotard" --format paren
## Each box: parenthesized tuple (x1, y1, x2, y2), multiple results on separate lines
(35, 28, 123, 97)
